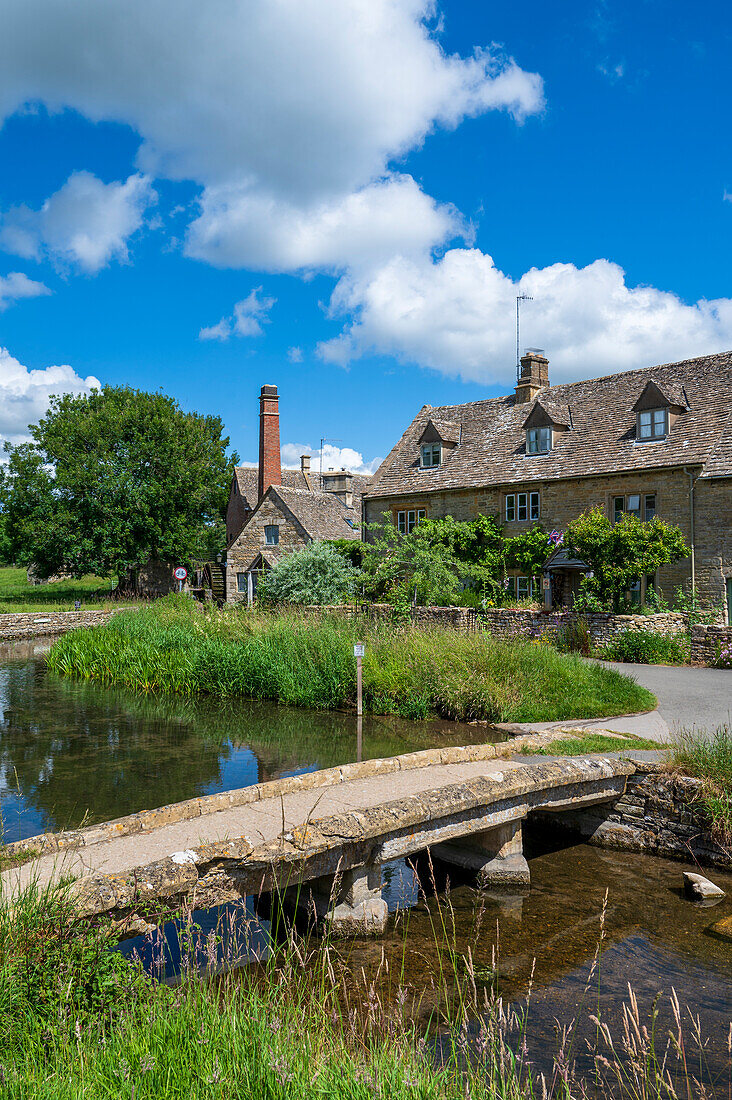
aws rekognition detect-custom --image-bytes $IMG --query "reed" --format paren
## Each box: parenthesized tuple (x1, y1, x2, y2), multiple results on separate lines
(47, 596, 655, 723)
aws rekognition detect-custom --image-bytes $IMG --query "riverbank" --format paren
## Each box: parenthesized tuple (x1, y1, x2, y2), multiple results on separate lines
(47, 597, 655, 724)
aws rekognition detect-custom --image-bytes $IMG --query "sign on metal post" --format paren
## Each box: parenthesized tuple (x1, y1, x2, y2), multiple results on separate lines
(354, 643, 365, 717)
(173, 566, 188, 593)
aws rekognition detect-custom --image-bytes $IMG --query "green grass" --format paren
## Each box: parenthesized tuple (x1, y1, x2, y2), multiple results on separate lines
(0, 875, 719, 1099)
(0, 565, 121, 612)
(47, 596, 656, 724)
(521, 731, 664, 756)
(669, 725, 732, 841)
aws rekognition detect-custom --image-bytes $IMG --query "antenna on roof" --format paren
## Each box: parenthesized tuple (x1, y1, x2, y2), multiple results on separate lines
(319, 436, 342, 489)
(516, 294, 533, 381)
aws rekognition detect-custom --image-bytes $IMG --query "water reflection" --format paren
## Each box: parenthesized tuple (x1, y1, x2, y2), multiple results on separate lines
(0, 638, 496, 841)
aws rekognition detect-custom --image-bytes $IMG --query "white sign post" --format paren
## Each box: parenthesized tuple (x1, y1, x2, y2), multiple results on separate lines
(173, 566, 188, 593)
(354, 643, 365, 717)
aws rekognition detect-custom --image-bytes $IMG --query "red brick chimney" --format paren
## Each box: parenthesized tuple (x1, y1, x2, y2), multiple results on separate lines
(258, 384, 282, 500)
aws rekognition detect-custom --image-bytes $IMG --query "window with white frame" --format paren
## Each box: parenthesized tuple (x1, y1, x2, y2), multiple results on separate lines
(397, 508, 426, 534)
(526, 426, 552, 454)
(505, 491, 540, 522)
(506, 575, 536, 600)
(637, 408, 667, 440)
(264, 524, 279, 545)
(421, 443, 441, 467)
(613, 493, 656, 523)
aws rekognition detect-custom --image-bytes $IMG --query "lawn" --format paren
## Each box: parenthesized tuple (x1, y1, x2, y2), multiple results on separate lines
(47, 596, 657, 724)
(0, 566, 119, 613)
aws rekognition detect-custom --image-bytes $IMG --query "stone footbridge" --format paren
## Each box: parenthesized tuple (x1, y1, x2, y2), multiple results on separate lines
(2, 746, 633, 935)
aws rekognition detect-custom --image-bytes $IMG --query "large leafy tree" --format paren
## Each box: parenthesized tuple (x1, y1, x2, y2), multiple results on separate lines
(3, 386, 237, 579)
(564, 507, 689, 610)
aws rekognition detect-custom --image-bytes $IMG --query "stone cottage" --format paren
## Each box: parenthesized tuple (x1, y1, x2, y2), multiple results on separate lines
(363, 350, 732, 616)
(225, 385, 369, 603)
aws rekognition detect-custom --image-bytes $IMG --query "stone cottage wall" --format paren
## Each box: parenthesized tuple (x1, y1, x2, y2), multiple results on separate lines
(690, 624, 732, 666)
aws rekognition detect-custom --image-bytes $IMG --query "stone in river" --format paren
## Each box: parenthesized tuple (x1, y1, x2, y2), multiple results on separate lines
(709, 914, 732, 942)
(683, 871, 726, 901)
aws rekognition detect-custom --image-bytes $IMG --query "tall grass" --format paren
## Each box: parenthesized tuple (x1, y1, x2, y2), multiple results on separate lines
(47, 596, 655, 723)
(0, 870, 725, 1098)
(669, 725, 732, 841)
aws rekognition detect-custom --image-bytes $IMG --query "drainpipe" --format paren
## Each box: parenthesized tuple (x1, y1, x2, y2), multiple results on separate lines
(683, 466, 698, 598)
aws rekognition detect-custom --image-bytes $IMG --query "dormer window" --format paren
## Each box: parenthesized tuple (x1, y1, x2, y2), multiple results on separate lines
(421, 443, 441, 468)
(638, 408, 667, 440)
(526, 426, 552, 454)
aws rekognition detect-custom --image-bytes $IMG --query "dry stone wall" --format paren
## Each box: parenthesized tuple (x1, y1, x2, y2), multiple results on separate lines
(533, 763, 731, 869)
(0, 608, 121, 640)
(690, 624, 732, 666)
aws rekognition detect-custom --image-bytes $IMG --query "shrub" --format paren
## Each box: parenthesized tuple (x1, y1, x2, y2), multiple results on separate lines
(255, 542, 359, 606)
(599, 628, 689, 665)
(714, 644, 732, 669)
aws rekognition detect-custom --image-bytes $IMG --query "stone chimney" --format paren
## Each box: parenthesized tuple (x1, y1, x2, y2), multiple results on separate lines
(322, 468, 354, 508)
(515, 349, 549, 405)
(300, 454, 311, 475)
(258, 384, 282, 500)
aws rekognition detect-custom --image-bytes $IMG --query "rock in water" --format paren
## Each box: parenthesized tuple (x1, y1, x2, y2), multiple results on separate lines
(683, 871, 726, 900)
(709, 915, 732, 942)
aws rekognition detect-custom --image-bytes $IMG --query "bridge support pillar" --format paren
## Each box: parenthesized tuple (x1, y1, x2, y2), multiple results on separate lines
(435, 818, 530, 890)
(326, 865, 388, 937)
(290, 865, 388, 937)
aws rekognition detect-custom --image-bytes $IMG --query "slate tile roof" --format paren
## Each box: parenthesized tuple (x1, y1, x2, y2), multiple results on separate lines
(269, 486, 362, 541)
(365, 351, 732, 499)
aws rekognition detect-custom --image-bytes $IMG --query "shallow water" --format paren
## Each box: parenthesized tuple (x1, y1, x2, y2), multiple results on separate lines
(2, 638, 731, 1088)
(0, 636, 492, 842)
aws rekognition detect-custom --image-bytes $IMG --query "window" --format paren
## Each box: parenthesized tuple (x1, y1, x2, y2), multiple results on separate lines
(505, 492, 540, 522)
(526, 426, 552, 454)
(626, 493, 641, 519)
(421, 443, 441, 468)
(507, 575, 535, 600)
(397, 509, 426, 534)
(613, 493, 656, 523)
(237, 572, 247, 593)
(638, 408, 667, 440)
(264, 524, 279, 545)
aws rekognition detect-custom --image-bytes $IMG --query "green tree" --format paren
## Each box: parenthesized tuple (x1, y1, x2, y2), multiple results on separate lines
(361, 515, 468, 606)
(256, 542, 359, 605)
(564, 507, 689, 611)
(2, 386, 237, 579)
(504, 525, 553, 581)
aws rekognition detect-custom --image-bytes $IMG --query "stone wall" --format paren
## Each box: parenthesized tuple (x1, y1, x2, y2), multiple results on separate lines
(479, 608, 686, 647)
(0, 609, 121, 640)
(690, 624, 732, 667)
(533, 764, 731, 869)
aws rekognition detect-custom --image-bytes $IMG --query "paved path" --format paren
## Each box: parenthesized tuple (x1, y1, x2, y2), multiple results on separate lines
(603, 662, 731, 738)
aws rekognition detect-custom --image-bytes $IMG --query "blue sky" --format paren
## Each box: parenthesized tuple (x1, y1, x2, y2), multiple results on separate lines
(1, 0, 730, 473)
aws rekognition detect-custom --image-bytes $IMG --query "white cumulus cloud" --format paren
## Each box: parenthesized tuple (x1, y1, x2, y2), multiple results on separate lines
(0, 172, 156, 274)
(319, 249, 732, 384)
(281, 442, 381, 476)
(0, 271, 50, 310)
(0, 346, 100, 449)
(199, 288, 276, 341)
(0, 0, 542, 274)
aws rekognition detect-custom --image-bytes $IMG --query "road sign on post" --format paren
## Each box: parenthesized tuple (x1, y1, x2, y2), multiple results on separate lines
(173, 566, 188, 593)
(354, 643, 365, 717)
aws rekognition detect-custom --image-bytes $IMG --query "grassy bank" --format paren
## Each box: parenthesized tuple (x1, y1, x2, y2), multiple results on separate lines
(669, 725, 732, 841)
(0, 878, 722, 1099)
(0, 566, 120, 613)
(47, 597, 656, 723)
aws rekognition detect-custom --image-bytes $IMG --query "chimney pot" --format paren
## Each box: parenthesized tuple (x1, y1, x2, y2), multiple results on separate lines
(258, 384, 282, 500)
